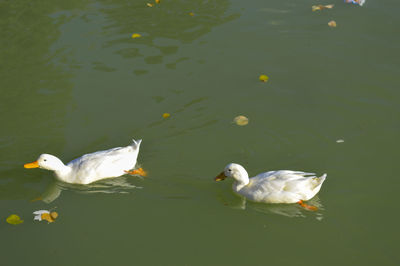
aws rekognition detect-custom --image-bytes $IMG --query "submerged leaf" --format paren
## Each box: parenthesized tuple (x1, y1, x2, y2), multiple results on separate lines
(162, 113, 170, 118)
(189, 12, 195, 17)
(234, 115, 249, 126)
(6, 214, 24, 225)
(155, 0, 160, 3)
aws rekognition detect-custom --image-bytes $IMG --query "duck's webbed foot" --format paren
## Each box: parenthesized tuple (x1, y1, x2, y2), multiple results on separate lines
(297, 200, 318, 211)
(124, 168, 147, 177)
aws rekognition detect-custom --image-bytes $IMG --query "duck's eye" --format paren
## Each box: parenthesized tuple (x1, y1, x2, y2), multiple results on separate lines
(228, 169, 231, 172)
(44, 159, 47, 162)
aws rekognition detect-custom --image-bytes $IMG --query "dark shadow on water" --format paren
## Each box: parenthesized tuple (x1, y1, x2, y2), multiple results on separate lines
(40, 177, 142, 203)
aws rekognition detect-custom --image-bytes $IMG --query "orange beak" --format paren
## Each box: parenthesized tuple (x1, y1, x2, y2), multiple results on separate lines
(24, 161, 39, 169)
(215, 172, 226, 181)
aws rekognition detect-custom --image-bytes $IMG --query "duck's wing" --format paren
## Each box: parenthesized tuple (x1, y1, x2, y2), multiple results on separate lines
(249, 171, 322, 198)
(271, 170, 316, 180)
(238, 167, 326, 203)
(69, 139, 141, 166)
(68, 145, 140, 175)
(252, 170, 314, 185)
(69, 146, 125, 165)
(64, 147, 137, 184)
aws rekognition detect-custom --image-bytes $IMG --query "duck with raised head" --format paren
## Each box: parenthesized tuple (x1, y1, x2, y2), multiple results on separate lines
(215, 163, 327, 210)
(24, 139, 146, 185)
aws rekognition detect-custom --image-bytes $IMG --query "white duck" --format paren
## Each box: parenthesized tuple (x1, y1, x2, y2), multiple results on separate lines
(24, 139, 146, 185)
(215, 163, 326, 210)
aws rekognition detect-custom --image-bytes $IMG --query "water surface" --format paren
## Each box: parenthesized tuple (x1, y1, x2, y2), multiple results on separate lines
(1, 0, 399, 265)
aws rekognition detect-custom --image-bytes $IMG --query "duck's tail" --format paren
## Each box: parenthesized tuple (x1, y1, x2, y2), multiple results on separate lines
(312, 173, 327, 192)
(302, 173, 327, 202)
(131, 139, 142, 149)
(318, 173, 327, 184)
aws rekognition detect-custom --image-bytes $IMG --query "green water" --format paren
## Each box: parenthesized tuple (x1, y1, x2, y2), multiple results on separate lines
(1, 0, 399, 265)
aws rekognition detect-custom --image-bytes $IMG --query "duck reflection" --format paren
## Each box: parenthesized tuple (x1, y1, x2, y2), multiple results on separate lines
(39, 177, 142, 203)
(249, 197, 324, 219)
(220, 194, 324, 219)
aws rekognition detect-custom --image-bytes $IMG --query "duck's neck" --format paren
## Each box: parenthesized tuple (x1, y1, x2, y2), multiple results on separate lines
(53, 164, 72, 183)
(232, 170, 250, 192)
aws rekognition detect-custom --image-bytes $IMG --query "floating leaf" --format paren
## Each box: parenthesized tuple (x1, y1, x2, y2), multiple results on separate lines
(6, 214, 24, 225)
(259, 74, 269, 82)
(312, 5, 320, 11)
(155, 0, 160, 3)
(33, 210, 58, 223)
(312, 4, 334, 11)
(234, 115, 249, 126)
(336, 139, 344, 143)
(189, 12, 195, 17)
(328, 20, 337, 27)
(147, 3, 154, 7)
(131, 33, 141, 39)
(162, 113, 170, 119)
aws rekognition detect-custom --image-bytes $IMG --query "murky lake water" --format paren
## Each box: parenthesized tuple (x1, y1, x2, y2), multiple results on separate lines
(1, 0, 399, 265)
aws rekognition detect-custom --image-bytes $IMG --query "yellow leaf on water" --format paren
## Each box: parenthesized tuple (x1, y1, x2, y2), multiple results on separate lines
(328, 20, 337, 27)
(155, 0, 160, 3)
(131, 33, 141, 39)
(147, 3, 154, 7)
(189, 12, 195, 17)
(234, 115, 249, 126)
(259, 74, 269, 82)
(162, 113, 170, 118)
(6, 214, 24, 225)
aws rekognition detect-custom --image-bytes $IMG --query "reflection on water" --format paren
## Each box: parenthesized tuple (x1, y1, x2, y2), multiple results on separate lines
(249, 197, 324, 219)
(0, 0, 86, 178)
(219, 192, 324, 219)
(101, 0, 237, 43)
(98, 0, 239, 67)
(40, 177, 142, 203)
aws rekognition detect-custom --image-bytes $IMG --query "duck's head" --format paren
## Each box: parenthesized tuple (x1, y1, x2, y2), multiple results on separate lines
(24, 154, 65, 171)
(215, 163, 248, 182)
